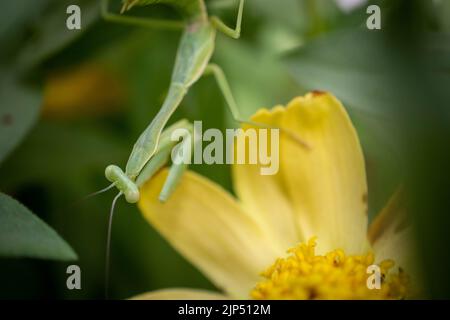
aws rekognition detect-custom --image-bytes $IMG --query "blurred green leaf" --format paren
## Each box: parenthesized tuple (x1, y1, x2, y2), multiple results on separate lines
(440, 0, 450, 32)
(0, 75, 42, 164)
(284, 27, 450, 114)
(284, 29, 396, 117)
(18, 0, 100, 71)
(248, 0, 304, 31)
(0, 121, 126, 191)
(0, 0, 50, 60)
(0, 192, 77, 261)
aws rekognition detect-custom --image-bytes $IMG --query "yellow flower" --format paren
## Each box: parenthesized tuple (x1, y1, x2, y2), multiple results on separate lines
(134, 92, 418, 300)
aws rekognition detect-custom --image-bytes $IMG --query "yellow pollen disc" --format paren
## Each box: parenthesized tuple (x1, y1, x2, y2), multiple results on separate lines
(251, 238, 409, 300)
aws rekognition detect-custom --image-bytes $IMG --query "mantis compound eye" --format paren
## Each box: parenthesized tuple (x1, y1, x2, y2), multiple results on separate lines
(124, 188, 140, 204)
(105, 165, 140, 203)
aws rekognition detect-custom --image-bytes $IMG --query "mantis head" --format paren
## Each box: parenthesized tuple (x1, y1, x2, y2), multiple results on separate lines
(105, 165, 140, 203)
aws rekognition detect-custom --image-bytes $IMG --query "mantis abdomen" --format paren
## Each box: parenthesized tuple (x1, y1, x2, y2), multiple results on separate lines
(125, 22, 216, 178)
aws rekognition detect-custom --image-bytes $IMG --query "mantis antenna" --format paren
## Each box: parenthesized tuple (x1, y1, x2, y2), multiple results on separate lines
(82, 183, 116, 201)
(68, 183, 117, 209)
(105, 191, 123, 299)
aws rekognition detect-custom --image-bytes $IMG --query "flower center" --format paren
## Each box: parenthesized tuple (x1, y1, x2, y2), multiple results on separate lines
(251, 238, 409, 300)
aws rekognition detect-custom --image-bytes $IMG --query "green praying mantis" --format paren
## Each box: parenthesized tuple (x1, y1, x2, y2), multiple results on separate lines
(101, 0, 249, 205)
(97, 0, 306, 297)
(99, 0, 249, 297)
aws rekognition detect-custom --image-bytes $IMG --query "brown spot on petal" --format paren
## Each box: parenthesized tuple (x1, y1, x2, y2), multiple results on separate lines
(362, 193, 369, 215)
(362, 192, 368, 204)
(311, 90, 326, 97)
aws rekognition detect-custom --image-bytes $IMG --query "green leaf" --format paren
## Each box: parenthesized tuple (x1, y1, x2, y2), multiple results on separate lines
(0, 0, 50, 60)
(284, 29, 397, 117)
(284, 28, 450, 125)
(0, 75, 42, 164)
(17, 0, 100, 70)
(0, 192, 77, 261)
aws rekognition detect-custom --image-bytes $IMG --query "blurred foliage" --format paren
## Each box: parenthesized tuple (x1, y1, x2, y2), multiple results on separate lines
(0, 0, 449, 299)
(0, 192, 77, 261)
(0, 76, 41, 163)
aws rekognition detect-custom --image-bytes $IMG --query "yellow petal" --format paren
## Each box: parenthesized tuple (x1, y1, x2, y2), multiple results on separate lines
(369, 190, 421, 292)
(138, 170, 283, 299)
(372, 225, 422, 296)
(368, 189, 409, 264)
(243, 92, 369, 254)
(131, 288, 228, 300)
(232, 160, 300, 251)
(368, 189, 406, 245)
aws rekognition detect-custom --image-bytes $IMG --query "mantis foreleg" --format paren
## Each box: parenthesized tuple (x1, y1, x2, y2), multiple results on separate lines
(135, 119, 190, 188)
(159, 124, 195, 202)
(134, 119, 194, 202)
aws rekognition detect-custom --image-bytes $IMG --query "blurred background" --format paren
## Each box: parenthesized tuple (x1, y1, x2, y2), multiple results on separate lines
(0, 0, 449, 299)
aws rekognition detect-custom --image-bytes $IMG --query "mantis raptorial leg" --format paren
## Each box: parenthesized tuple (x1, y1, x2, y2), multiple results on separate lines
(135, 119, 195, 202)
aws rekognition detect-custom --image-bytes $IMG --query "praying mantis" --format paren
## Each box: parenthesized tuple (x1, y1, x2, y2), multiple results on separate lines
(98, 0, 307, 297)
(101, 0, 248, 205)
(99, 0, 249, 297)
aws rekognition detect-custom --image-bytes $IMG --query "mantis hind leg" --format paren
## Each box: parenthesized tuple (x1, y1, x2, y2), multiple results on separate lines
(104, 191, 122, 299)
(101, 0, 184, 30)
(210, 0, 245, 39)
(203, 63, 310, 149)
